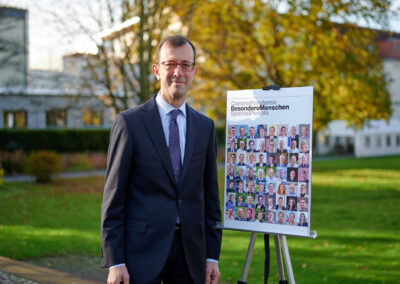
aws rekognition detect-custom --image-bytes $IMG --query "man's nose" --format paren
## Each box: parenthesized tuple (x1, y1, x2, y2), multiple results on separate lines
(173, 64, 184, 76)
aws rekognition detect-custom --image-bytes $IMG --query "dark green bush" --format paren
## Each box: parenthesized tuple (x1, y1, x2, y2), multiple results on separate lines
(0, 129, 110, 152)
(25, 151, 62, 183)
(0, 150, 27, 175)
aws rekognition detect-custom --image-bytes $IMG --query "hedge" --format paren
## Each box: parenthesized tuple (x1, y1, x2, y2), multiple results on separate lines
(0, 126, 227, 153)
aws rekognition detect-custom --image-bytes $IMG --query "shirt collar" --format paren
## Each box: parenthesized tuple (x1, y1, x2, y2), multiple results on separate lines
(156, 93, 186, 118)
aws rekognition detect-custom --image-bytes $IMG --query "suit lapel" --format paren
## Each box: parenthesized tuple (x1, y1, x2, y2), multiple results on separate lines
(141, 96, 176, 185)
(180, 105, 199, 185)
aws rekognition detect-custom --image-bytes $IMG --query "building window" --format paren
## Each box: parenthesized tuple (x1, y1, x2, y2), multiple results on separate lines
(376, 136, 381, 147)
(397, 135, 400, 146)
(3, 110, 27, 128)
(335, 136, 340, 145)
(46, 110, 67, 127)
(365, 136, 370, 147)
(324, 136, 330, 147)
(82, 109, 103, 126)
(386, 135, 391, 147)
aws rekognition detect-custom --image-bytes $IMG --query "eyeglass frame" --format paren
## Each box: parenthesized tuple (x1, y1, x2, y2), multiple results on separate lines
(157, 61, 196, 72)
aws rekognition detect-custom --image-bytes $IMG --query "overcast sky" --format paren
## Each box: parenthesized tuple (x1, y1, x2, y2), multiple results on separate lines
(3, 0, 400, 71)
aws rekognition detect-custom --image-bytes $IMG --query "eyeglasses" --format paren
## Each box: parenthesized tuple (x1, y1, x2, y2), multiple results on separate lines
(158, 61, 195, 72)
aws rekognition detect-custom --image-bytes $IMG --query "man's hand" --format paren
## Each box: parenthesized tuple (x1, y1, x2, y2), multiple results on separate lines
(205, 261, 220, 284)
(107, 265, 130, 284)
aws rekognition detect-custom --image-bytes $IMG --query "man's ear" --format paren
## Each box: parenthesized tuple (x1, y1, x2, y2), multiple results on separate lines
(193, 65, 198, 76)
(152, 64, 160, 80)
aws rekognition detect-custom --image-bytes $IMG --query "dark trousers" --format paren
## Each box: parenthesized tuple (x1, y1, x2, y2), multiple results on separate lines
(154, 228, 194, 284)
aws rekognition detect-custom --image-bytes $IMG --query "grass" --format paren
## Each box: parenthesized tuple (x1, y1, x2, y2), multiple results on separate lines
(1, 155, 400, 283)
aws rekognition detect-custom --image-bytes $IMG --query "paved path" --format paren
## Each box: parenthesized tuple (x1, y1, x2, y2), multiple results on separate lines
(4, 170, 107, 183)
(0, 256, 102, 284)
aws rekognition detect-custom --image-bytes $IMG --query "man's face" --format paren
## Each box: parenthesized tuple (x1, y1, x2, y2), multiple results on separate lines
(153, 42, 197, 100)
(268, 169, 274, 178)
(239, 154, 244, 162)
(269, 141, 274, 151)
(278, 198, 283, 206)
(301, 155, 306, 164)
(279, 169, 284, 179)
(229, 194, 234, 202)
(238, 196, 243, 202)
(259, 184, 264, 192)
(290, 213, 295, 222)
(259, 141, 265, 151)
(231, 127, 236, 137)
(230, 167, 235, 175)
(231, 154, 236, 163)
(228, 208, 233, 217)
(238, 182, 243, 190)
(291, 140, 296, 149)
(258, 171, 263, 178)
(290, 185, 295, 193)
(279, 140, 284, 149)
(269, 127, 275, 136)
(301, 185, 306, 194)
(289, 198, 294, 206)
(279, 213, 284, 222)
(259, 128, 265, 138)
(259, 155, 264, 163)
(291, 155, 296, 164)
(269, 156, 274, 164)
(240, 127, 245, 137)
(258, 212, 263, 220)
(281, 127, 287, 136)
(258, 196, 263, 204)
(248, 182, 253, 190)
(290, 170, 296, 180)
(300, 199, 306, 209)
(249, 154, 255, 163)
(238, 209, 243, 217)
(230, 140, 235, 149)
(239, 168, 244, 176)
(302, 126, 307, 136)
(230, 181, 235, 189)
(268, 184, 274, 193)
(249, 127, 255, 137)
(268, 211, 273, 219)
(291, 126, 296, 135)
(301, 171, 307, 180)
(249, 141, 255, 150)
(240, 141, 245, 150)
(249, 168, 253, 177)
(280, 155, 285, 164)
(248, 196, 253, 204)
(268, 198, 273, 206)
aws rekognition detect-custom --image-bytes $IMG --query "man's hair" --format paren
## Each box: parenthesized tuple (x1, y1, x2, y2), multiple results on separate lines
(156, 35, 196, 64)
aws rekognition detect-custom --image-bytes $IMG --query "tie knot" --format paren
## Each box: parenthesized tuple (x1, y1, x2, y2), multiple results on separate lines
(170, 109, 181, 121)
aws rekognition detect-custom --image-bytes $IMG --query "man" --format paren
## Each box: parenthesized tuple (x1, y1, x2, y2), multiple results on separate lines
(236, 195, 247, 207)
(298, 154, 309, 168)
(226, 193, 235, 211)
(277, 168, 286, 182)
(277, 211, 286, 224)
(246, 168, 255, 181)
(256, 169, 266, 184)
(277, 140, 287, 153)
(299, 169, 309, 183)
(301, 125, 309, 138)
(268, 126, 277, 139)
(277, 154, 287, 168)
(235, 167, 245, 181)
(299, 197, 308, 211)
(101, 36, 221, 284)
(288, 139, 299, 154)
(248, 126, 256, 139)
(266, 197, 274, 210)
(288, 154, 298, 168)
(275, 196, 286, 210)
(254, 211, 264, 223)
(247, 181, 255, 193)
(287, 183, 297, 197)
(237, 140, 247, 157)
(247, 153, 256, 167)
(279, 126, 287, 137)
(256, 183, 266, 194)
(225, 208, 234, 220)
(246, 195, 255, 208)
(237, 153, 246, 166)
(288, 126, 299, 146)
(266, 168, 276, 183)
(266, 210, 275, 223)
(288, 168, 298, 182)
(267, 139, 276, 153)
(247, 140, 257, 152)
(227, 139, 236, 152)
(239, 126, 246, 139)
(288, 212, 297, 225)
(235, 208, 246, 221)
(227, 180, 236, 193)
(226, 166, 236, 184)
(228, 153, 236, 166)
(258, 140, 266, 152)
(267, 154, 276, 167)
(237, 180, 245, 193)
(229, 126, 237, 139)
(256, 153, 267, 167)
(266, 183, 276, 200)
(258, 126, 266, 138)
(255, 195, 265, 211)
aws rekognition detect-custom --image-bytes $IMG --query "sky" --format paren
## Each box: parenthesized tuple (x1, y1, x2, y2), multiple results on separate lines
(3, 0, 400, 71)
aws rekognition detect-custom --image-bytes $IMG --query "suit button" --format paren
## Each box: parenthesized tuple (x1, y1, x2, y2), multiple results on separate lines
(178, 199, 182, 204)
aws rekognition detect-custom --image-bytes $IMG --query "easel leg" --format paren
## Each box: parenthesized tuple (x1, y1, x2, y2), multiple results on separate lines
(279, 235, 295, 284)
(238, 232, 257, 284)
(274, 235, 287, 284)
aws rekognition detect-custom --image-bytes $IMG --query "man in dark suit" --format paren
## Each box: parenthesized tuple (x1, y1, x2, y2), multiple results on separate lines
(101, 36, 222, 284)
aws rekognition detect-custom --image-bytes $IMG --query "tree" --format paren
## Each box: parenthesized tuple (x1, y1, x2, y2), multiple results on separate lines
(42, 0, 187, 114)
(182, 0, 394, 130)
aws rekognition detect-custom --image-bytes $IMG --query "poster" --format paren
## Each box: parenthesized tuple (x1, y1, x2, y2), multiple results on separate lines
(223, 87, 313, 237)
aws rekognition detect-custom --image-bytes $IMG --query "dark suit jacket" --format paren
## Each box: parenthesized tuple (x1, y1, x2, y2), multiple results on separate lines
(101, 96, 222, 284)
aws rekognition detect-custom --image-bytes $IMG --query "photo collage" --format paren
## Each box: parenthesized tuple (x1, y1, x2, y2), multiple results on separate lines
(225, 124, 311, 226)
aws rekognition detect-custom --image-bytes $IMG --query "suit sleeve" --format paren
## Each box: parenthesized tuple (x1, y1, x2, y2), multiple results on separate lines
(203, 120, 222, 260)
(101, 114, 133, 267)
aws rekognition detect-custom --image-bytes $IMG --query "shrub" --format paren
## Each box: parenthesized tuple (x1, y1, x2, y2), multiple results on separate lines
(0, 150, 27, 175)
(25, 151, 62, 183)
(64, 153, 93, 172)
(0, 167, 4, 188)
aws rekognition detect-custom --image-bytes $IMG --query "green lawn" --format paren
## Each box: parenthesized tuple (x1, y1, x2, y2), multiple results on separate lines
(1, 156, 400, 283)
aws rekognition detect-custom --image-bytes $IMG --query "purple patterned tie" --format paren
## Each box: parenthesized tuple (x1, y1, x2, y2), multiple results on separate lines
(169, 109, 182, 183)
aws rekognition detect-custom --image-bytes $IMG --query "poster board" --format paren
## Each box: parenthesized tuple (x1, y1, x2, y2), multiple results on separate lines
(223, 87, 313, 237)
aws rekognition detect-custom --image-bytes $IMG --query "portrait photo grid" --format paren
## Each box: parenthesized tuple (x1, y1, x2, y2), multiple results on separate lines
(224, 124, 311, 227)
